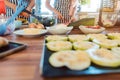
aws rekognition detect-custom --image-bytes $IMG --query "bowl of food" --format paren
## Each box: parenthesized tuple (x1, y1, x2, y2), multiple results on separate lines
(13, 28, 47, 38)
(47, 24, 73, 35)
(79, 25, 105, 34)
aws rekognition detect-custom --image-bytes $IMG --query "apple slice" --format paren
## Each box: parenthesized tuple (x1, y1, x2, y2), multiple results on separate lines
(87, 34, 107, 41)
(93, 39, 118, 49)
(73, 41, 99, 50)
(112, 47, 120, 58)
(87, 48, 120, 67)
(107, 33, 120, 40)
(46, 41, 72, 51)
(46, 35, 68, 42)
(68, 35, 88, 42)
(49, 50, 91, 70)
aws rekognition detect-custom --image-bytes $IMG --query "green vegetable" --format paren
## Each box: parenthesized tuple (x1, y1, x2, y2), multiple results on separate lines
(68, 18, 95, 27)
(79, 0, 91, 5)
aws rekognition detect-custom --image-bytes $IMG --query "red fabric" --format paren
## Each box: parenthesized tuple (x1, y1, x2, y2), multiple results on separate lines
(0, 0, 6, 14)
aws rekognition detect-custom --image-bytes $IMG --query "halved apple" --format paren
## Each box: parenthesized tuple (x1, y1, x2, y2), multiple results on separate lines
(49, 50, 91, 70)
(46, 35, 68, 42)
(46, 41, 72, 51)
(87, 34, 107, 41)
(112, 47, 120, 58)
(107, 33, 120, 40)
(87, 48, 120, 67)
(73, 41, 99, 50)
(93, 39, 118, 49)
(68, 35, 88, 42)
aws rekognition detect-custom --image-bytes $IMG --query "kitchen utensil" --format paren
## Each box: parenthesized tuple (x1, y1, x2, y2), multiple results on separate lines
(0, 0, 28, 35)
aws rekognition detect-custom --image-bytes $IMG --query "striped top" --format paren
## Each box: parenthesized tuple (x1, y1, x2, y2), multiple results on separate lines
(5, 0, 30, 21)
(54, 0, 71, 23)
(6, 0, 18, 17)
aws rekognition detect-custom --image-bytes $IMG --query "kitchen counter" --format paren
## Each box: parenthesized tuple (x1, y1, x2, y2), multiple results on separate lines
(0, 26, 120, 80)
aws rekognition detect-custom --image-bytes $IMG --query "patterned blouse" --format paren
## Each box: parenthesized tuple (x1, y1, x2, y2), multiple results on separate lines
(5, 0, 30, 21)
(54, 0, 71, 23)
(5, 0, 17, 17)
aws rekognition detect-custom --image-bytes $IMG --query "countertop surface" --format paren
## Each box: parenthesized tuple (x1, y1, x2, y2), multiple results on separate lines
(0, 26, 120, 80)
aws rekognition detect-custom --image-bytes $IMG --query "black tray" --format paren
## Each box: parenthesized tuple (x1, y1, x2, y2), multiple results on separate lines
(0, 41, 27, 58)
(40, 41, 120, 77)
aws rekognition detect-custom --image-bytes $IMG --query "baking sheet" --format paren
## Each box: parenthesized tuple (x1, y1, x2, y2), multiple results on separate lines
(40, 40, 120, 77)
(0, 41, 27, 58)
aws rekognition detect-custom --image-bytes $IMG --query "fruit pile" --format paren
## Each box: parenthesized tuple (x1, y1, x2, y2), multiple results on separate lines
(28, 23, 44, 29)
(45, 34, 120, 70)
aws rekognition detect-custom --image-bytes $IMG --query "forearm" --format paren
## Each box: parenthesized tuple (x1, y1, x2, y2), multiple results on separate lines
(45, 0, 58, 14)
(69, 0, 77, 16)
(26, 0, 35, 11)
(71, 0, 77, 7)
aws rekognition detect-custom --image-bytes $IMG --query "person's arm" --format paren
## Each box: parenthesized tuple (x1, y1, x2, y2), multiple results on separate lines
(26, 0, 35, 11)
(45, 0, 64, 20)
(20, 0, 35, 18)
(69, 0, 77, 17)
(66, 0, 77, 25)
(5, 0, 35, 18)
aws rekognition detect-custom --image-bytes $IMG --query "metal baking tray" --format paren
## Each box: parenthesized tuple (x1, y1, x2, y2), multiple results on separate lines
(0, 41, 27, 58)
(40, 40, 120, 77)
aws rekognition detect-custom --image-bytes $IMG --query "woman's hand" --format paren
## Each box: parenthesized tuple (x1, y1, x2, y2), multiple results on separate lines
(19, 7, 31, 18)
(19, 12, 30, 18)
(66, 16, 76, 25)
(54, 10, 64, 20)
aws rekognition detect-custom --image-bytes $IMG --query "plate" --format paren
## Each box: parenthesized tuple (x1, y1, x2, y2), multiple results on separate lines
(79, 25, 105, 34)
(40, 40, 120, 77)
(13, 29, 47, 38)
(0, 41, 27, 58)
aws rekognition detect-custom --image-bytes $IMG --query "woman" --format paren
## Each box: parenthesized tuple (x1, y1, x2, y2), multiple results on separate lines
(4, 0, 35, 19)
(45, 0, 78, 25)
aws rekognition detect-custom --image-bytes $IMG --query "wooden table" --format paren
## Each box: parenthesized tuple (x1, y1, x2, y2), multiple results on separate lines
(0, 27, 120, 80)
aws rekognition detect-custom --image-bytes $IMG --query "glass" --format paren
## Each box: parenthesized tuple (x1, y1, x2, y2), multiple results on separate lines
(101, 12, 118, 27)
(0, 15, 16, 35)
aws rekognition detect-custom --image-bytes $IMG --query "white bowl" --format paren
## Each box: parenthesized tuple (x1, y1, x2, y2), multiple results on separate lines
(79, 25, 105, 34)
(47, 26, 73, 35)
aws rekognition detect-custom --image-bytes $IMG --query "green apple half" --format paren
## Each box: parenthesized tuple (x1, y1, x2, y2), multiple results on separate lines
(68, 35, 88, 42)
(46, 41, 72, 51)
(87, 48, 120, 67)
(73, 41, 99, 50)
(112, 47, 120, 58)
(49, 50, 91, 70)
(46, 35, 68, 42)
(93, 39, 118, 49)
(107, 33, 120, 40)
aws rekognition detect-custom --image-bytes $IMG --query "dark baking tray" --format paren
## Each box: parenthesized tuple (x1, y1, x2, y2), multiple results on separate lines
(0, 41, 27, 58)
(40, 41, 120, 77)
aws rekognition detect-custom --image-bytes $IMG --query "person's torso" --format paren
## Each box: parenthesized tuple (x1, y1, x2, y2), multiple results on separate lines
(5, 0, 30, 21)
(6, 0, 18, 17)
(54, 0, 71, 23)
